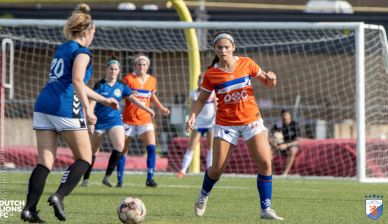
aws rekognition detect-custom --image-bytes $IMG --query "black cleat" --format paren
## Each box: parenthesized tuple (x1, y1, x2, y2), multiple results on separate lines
(47, 194, 66, 221)
(116, 181, 123, 188)
(21, 210, 46, 223)
(146, 179, 158, 188)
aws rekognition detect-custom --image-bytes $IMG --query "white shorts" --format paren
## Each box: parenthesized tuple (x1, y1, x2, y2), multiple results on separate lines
(94, 125, 124, 135)
(33, 112, 87, 133)
(124, 123, 154, 138)
(214, 118, 266, 145)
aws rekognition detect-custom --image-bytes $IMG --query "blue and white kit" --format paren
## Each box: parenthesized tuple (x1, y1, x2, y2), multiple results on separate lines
(92, 79, 131, 131)
(33, 41, 92, 132)
(189, 89, 216, 131)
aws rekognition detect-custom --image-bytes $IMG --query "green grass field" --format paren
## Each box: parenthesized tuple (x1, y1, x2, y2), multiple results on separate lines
(4, 172, 388, 223)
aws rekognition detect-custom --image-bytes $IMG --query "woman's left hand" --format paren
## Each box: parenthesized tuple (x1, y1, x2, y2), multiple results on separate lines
(264, 71, 276, 81)
(160, 106, 170, 115)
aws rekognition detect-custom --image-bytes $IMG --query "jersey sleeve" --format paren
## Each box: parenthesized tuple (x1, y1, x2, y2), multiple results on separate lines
(122, 85, 131, 97)
(248, 58, 261, 78)
(92, 82, 100, 94)
(189, 90, 195, 100)
(201, 73, 213, 92)
(72, 48, 92, 60)
(153, 79, 157, 93)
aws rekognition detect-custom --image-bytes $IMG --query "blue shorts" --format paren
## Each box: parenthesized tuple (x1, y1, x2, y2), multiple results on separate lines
(196, 127, 214, 136)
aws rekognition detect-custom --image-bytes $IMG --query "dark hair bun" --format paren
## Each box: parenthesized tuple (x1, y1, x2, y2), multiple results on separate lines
(111, 55, 118, 61)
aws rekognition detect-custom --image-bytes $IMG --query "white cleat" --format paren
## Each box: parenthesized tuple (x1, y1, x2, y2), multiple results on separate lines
(260, 209, 284, 220)
(194, 192, 208, 216)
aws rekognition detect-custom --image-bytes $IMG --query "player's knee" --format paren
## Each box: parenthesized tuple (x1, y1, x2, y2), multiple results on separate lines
(122, 147, 129, 156)
(258, 159, 272, 172)
(210, 166, 225, 177)
(114, 143, 125, 152)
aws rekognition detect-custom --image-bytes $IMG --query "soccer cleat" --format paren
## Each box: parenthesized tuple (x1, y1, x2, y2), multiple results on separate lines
(116, 181, 123, 188)
(176, 171, 185, 178)
(102, 176, 113, 187)
(21, 210, 46, 223)
(47, 194, 66, 221)
(194, 192, 208, 216)
(260, 209, 284, 220)
(80, 179, 91, 187)
(146, 179, 158, 188)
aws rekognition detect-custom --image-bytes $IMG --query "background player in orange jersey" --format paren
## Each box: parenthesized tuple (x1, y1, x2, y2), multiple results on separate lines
(186, 31, 283, 220)
(116, 53, 170, 188)
(80, 55, 155, 188)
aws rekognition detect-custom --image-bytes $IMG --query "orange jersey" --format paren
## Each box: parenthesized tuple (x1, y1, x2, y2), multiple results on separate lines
(122, 72, 156, 125)
(201, 56, 262, 126)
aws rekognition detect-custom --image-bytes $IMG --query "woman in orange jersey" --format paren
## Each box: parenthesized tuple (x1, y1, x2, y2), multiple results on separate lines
(186, 31, 283, 220)
(116, 53, 170, 188)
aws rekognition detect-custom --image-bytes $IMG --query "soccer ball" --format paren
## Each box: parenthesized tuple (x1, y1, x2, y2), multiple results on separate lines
(117, 197, 146, 224)
(273, 131, 284, 144)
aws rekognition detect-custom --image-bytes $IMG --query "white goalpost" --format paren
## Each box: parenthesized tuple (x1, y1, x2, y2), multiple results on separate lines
(1, 19, 387, 183)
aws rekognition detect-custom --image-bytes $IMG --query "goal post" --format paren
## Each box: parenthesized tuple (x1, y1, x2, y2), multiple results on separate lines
(1, 19, 387, 182)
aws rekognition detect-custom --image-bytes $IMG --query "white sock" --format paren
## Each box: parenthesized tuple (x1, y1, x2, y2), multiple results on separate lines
(261, 208, 270, 213)
(180, 149, 194, 174)
(206, 150, 213, 168)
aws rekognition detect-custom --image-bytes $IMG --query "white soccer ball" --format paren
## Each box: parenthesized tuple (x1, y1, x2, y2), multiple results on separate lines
(117, 197, 146, 224)
(273, 131, 284, 144)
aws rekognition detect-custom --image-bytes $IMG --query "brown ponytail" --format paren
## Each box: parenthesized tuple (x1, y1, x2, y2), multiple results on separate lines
(207, 55, 219, 69)
(208, 31, 235, 69)
(110, 55, 119, 61)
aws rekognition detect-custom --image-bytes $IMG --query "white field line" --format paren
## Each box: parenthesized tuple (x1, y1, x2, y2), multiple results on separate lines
(9, 180, 320, 192)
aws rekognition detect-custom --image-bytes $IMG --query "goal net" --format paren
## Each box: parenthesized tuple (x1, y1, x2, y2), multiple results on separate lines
(1, 20, 387, 182)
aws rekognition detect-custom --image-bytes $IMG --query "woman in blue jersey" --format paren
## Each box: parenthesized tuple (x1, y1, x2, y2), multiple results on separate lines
(177, 75, 216, 178)
(21, 4, 119, 223)
(80, 55, 155, 188)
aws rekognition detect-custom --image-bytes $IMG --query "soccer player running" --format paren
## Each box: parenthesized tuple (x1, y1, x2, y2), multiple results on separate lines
(80, 55, 155, 188)
(177, 75, 216, 178)
(185, 31, 283, 220)
(116, 53, 170, 188)
(21, 4, 119, 222)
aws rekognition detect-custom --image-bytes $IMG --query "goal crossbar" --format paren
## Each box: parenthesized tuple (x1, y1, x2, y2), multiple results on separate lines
(0, 18, 375, 30)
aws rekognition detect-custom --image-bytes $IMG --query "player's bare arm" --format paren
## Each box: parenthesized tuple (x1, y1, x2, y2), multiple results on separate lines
(257, 70, 276, 87)
(85, 87, 119, 111)
(126, 94, 155, 119)
(73, 54, 97, 126)
(150, 93, 170, 115)
(185, 90, 211, 133)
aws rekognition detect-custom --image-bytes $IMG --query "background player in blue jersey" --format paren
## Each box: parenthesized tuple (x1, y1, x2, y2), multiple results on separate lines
(80, 55, 155, 188)
(177, 75, 216, 178)
(21, 4, 119, 223)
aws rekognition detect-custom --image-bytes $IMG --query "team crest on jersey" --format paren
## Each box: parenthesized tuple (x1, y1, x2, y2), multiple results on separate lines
(218, 85, 226, 94)
(365, 195, 383, 220)
(114, 89, 121, 97)
(224, 130, 229, 134)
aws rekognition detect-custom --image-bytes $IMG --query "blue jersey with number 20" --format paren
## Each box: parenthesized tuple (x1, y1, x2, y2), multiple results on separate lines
(34, 41, 92, 118)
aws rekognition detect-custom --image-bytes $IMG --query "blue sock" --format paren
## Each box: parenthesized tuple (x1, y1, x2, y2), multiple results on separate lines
(117, 155, 126, 183)
(201, 169, 220, 196)
(146, 145, 156, 181)
(257, 173, 272, 209)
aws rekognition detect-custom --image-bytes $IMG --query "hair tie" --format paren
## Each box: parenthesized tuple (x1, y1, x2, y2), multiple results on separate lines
(107, 60, 120, 67)
(213, 33, 234, 45)
(134, 56, 150, 65)
(83, 20, 94, 31)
